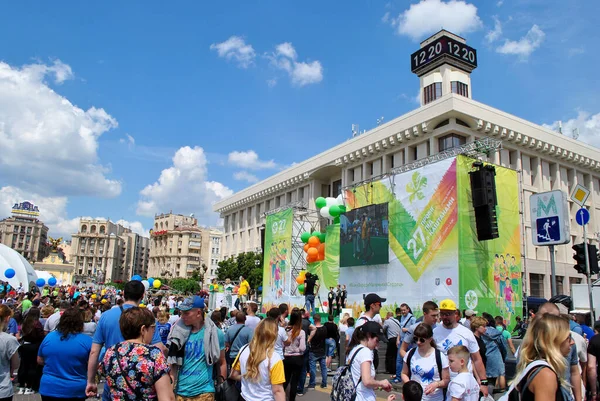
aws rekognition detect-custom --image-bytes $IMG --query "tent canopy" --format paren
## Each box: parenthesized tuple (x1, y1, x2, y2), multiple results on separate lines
(0, 244, 38, 290)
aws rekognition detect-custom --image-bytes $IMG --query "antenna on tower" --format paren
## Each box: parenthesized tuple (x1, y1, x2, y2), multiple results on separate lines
(352, 124, 359, 138)
(377, 116, 385, 126)
(558, 121, 563, 134)
(572, 128, 579, 140)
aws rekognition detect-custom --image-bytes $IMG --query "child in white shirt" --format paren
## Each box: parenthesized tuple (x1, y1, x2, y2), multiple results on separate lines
(447, 346, 480, 401)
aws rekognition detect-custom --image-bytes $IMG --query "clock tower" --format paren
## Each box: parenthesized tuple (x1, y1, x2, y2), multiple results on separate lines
(412, 30, 478, 106)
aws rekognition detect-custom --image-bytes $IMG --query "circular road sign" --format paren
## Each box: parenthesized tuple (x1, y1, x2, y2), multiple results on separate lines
(576, 208, 590, 226)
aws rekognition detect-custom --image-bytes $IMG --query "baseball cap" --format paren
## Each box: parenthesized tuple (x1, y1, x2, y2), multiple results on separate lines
(364, 293, 386, 306)
(465, 309, 476, 317)
(360, 321, 386, 341)
(439, 299, 457, 311)
(179, 296, 205, 311)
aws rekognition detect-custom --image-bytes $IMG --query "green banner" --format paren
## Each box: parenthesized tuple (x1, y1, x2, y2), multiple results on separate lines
(262, 208, 293, 303)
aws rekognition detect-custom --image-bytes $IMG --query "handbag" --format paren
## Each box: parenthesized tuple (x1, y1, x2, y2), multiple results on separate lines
(215, 345, 248, 401)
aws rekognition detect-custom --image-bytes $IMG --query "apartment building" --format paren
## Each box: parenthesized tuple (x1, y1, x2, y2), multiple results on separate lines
(0, 201, 49, 262)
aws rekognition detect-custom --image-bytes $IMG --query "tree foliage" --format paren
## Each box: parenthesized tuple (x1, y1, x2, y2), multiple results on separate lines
(216, 252, 263, 290)
(168, 278, 200, 294)
(104, 281, 125, 291)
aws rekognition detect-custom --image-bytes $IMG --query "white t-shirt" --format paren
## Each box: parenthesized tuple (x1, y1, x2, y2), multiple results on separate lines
(274, 326, 289, 358)
(347, 346, 376, 401)
(44, 311, 61, 332)
(245, 315, 261, 330)
(403, 349, 449, 401)
(433, 324, 477, 378)
(236, 346, 285, 401)
(448, 372, 480, 401)
(168, 315, 179, 326)
(355, 313, 382, 328)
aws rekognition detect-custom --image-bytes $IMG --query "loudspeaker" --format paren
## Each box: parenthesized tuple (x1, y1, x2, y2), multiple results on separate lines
(470, 165, 499, 241)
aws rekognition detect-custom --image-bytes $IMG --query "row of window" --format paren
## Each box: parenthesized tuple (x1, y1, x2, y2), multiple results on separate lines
(423, 81, 469, 105)
(81, 224, 106, 234)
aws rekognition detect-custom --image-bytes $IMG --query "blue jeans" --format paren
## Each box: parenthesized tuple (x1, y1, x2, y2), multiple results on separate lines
(395, 350, 403, 380)
(309, 352, 327, 387)
(326, 338, 336, 357)
(297, 349, 312, 393)
(305, 295, 315, 314)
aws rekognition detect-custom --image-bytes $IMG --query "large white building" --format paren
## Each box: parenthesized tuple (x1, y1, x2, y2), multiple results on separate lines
(214, 30, 600, 300)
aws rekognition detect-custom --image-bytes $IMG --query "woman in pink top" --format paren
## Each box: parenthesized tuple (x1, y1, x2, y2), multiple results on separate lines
(283, 311, 306, 401)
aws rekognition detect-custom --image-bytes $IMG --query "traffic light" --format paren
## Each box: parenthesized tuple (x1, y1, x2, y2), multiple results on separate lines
(573, 243, 586, 274)
(588, 243, 599, 275)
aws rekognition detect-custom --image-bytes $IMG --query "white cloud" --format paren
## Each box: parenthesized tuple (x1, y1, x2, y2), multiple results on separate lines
(486, 16, 503, 43)
(496, 24, 545, 58)
(497, 0, 503, 6)
(267, 78, 277, 88)
(268, 42, 323, 87)
(542, 111, 600, 148)
(233, 171, 259, 183)
(210, 36, 256, 68)
(382, 12, 391, 23)
(137, 146, 233, 225)
(0, 60, 121, 198)
(0, 186, 149, 239)
(228, 150, 276, 170)
(388, 0, 483, 41)
(119, 133, 135, 147)
(568, 47, 585, 57)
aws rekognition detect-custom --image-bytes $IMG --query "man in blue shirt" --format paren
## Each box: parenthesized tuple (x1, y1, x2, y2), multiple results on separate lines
(85, 280, 165, 401)
(174, 296, 226, 400)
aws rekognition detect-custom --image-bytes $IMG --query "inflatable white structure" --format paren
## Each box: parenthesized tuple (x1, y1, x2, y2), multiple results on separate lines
(0, 244, 38, 289)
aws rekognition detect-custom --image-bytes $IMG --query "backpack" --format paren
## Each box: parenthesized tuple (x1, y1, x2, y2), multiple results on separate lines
(331, 346, 365, 401)
(497, 360, 567, 401)
(406, 347, 446, 400)
(487, 328, 508, 361)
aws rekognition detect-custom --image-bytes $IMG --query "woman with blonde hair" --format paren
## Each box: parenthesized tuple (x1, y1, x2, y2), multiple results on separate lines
(283, 311, 306, 401)
(231, 317, 286, 401)
(0, 305, 20, 401)
(511, 313, 573, 400)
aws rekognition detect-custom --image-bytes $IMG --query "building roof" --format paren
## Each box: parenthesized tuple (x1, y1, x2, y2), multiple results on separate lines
(213, 93, 600, 214)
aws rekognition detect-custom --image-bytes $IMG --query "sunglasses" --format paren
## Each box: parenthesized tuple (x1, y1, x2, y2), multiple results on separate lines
(440, 311, 455, 317)
(415, 337, 430, 344)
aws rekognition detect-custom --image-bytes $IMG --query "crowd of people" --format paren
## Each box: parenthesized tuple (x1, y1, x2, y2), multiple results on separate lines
(2, 279, 600, 401)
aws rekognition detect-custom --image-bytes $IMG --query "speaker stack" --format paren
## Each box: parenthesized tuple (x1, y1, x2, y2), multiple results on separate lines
(469, 163, 499, 241)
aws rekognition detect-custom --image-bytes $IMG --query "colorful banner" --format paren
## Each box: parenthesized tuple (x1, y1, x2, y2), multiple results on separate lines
(307, 223, 341, 307)
(457, 157, 522, 328)
(262, 208, 293, 304)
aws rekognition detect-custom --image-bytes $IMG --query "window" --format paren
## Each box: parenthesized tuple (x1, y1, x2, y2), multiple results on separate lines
(423, 82, 442, 105)
(556, 276, 564, 295)
(530, 273, 545, 298)
(438, 134, 466, 152)
(332, 179, 342, 197)
(451, 81, 469, 97)
(81, 225, 87, 233)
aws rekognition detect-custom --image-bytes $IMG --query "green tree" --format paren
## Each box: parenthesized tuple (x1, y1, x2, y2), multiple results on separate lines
(216, 252, 263, 290)
(104, 282, 125, 291)
(168, 278, 200, 294)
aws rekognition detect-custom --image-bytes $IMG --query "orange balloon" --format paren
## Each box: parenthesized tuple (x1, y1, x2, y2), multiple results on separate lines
(318, 243, 325, 253)
(303, 243, 310, 253)
(308, 236, 320, 247)
(296, 275, 305, 284)
(306, 255, 315, 263)
(317, 253, 324, 261)
(307, 247, 318, 258)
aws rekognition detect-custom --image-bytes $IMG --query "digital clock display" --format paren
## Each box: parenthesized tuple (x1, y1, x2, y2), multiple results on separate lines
(410, 35, 477, 73)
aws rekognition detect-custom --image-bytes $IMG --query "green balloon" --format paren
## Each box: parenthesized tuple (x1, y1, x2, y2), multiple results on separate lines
(301, 232, 311, 243)
(298, 284, 305, 294)
(338, 205, 347, 213)
(333, 216, 341, 224)
(329, 205, 341, 217)
(315, 197, 327, 209)
(319, 232, 326, 243)
(311, 231, 320, 238)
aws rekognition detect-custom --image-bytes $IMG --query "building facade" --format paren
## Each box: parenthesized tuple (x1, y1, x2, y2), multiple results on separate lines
(0, 202, 49, 262)
(148, 213, 203, 279)
(204, 228, 224, 279)
(71, 219, 149, 283)
(214, 30, 600, 300)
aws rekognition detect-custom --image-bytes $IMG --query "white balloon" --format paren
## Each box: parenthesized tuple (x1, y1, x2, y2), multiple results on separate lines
(142, 280, 150, 290)
(336, 194, 345, 205)
(320, 206, 332, 219)
(325, 197, 337, 207)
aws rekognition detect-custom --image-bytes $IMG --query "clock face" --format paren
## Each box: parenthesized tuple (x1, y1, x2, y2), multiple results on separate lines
(410, 35, 477, 73)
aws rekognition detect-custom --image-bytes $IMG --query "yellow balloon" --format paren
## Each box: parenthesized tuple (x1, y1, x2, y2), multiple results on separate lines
(101, 289, 106, 295)
(91, 294, 97, 299)
(153, 280, 161, 289)
(139, 303, 146, 308)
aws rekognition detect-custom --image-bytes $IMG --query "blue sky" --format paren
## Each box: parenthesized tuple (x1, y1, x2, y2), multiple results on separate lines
(1, 0, 599, 238)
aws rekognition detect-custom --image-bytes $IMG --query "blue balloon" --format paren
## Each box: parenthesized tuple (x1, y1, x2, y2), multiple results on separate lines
(4, 268, 15, 279)
(131, 275, 142, 282)
(48, 277, 57, 287)
(36, 278, 46, 287)
(148, 278, 155, 285)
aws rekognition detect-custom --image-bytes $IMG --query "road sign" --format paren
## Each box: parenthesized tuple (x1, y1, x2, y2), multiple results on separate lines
(530, 190, 570, 246)
(576, 208, 590, 226)
(571, 184, 590, 207)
